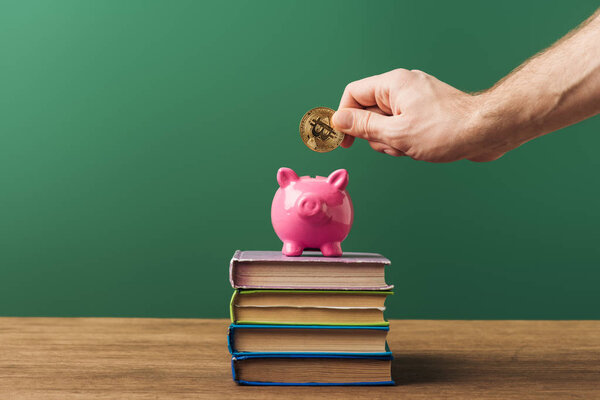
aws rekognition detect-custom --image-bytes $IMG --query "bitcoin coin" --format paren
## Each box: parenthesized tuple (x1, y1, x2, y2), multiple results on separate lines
(299, 107, 345, 153)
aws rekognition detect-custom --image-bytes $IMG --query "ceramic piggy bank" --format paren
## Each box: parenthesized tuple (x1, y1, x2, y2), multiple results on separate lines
(271, 167, 353, 257)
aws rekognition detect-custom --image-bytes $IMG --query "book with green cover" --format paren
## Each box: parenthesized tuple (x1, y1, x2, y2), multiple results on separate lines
(230, 289, 392, 326)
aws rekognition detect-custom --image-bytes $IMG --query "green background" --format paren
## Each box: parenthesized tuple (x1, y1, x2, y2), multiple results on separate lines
(1, 0, 598, 319)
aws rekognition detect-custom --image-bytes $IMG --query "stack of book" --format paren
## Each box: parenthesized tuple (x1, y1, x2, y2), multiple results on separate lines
(228, 250, 394, 385)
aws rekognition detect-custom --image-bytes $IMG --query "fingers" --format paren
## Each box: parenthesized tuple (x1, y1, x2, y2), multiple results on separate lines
(365, 105, 389, 116)
(338, 74, 393, 115)
(338, 69, 412, 114)
(334, 71, 411, 156)
(332, 108, 389, 143)
(334, 107, 405, 156)
(340, 107, 385, 149)
(338, 75, 380, 109)
(341, 135, 355, 148)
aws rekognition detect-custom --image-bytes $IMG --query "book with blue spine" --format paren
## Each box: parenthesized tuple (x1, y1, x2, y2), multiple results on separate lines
(231, 353, 394, 386)
(228, 324, 390, 354)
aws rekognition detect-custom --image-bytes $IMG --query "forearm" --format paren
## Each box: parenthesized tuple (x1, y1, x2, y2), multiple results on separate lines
(475, 9, 600, 152)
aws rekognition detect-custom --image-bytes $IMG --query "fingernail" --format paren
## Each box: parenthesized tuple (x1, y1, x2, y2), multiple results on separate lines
(332, 110, 353, 130)
(384, 149, 394, 156)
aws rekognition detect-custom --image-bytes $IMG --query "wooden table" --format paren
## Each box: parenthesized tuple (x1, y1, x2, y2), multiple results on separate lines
(1, 318, 598, 399)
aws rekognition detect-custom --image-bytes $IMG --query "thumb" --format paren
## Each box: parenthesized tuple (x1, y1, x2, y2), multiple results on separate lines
(332, 108, 388, 143)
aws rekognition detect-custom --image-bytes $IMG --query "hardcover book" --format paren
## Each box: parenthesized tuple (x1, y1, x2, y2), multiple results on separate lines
(232, 353, 394, 386)
(228, 324, 390, 354)
(229, 250, 393, 290)
(230, 289, 392, 326)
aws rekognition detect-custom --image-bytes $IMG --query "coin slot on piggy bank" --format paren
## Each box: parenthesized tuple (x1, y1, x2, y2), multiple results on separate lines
(271, 167, 354, 257)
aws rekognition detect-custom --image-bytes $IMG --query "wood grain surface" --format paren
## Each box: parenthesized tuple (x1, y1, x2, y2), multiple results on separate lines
(1, 318, 599, 399)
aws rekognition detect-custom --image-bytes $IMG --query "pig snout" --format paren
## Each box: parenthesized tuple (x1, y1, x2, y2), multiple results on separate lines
(296, 194, 327, 219)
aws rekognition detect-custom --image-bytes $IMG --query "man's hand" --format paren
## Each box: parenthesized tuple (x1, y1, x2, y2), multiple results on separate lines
(332, 69, 504, 162)
(332, 9, 600, 163)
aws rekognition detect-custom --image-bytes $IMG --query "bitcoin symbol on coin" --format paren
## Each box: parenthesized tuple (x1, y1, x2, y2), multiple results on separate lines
(310, 117, 336, 140)
(299, 107, 345, 153)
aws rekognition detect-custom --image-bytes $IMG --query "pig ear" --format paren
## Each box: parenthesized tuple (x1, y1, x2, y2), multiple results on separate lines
(327, 169, 348, 191)
(277, 167, 299, 188)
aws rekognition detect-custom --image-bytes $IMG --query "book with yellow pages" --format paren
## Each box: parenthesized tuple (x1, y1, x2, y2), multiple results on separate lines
(232, 353, 394, 386)
(230, 289, 392, 326)
(229, 250, 393, 290)
(228, 324, 389, 354)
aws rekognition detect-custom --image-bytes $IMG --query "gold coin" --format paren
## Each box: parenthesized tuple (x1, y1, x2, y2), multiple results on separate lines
(299, 107, 345, 153)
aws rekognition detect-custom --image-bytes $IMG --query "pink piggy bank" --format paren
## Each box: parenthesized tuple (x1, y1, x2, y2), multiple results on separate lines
(271, 167, 353, 257)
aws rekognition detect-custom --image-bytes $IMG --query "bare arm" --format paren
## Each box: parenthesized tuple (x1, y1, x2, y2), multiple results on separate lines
(332, 9, 600, 162)
(474, 9, 600, 161)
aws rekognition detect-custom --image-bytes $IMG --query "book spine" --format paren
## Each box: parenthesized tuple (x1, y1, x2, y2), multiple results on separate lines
(229, 250, 241, 288)
(229, 290, 238, 323)
(231, 357, 239, 383)
(227, 325, 236, 354)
